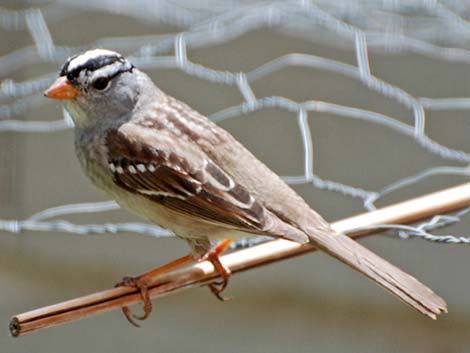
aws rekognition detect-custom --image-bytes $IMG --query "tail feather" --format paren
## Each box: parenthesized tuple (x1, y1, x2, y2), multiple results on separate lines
(307, 226, 447, 319)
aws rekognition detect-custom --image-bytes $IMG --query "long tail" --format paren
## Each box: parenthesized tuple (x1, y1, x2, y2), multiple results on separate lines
(306, 224, 447, 319)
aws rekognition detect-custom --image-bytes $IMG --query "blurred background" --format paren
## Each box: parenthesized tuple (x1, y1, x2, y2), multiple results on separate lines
(1, 1, 469, 352)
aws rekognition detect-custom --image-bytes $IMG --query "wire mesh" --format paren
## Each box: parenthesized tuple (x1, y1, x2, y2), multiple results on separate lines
(0, 0, 469, 247)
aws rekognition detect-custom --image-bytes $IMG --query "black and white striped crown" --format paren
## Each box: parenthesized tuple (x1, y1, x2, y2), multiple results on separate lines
(60, 49, 134, 82)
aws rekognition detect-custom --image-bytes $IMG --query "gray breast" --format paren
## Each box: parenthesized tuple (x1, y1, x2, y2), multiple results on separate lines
(74, 127, 113, 193)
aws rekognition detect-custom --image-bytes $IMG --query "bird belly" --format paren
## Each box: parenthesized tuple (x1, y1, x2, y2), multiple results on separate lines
(113, 189, 256, 241)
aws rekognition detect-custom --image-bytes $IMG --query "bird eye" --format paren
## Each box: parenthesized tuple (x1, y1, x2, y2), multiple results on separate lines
(92, 77, 110, 91)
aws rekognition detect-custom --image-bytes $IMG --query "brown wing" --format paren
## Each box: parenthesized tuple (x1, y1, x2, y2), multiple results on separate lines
(105, 122, 308, 242)
(104, 108, 446, 319)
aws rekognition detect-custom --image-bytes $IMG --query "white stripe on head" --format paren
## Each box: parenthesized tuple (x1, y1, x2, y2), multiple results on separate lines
(67, 49, 121, 73)
(88, 60, 127, 81)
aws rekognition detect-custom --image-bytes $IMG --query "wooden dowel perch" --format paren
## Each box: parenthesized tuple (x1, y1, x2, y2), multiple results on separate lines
(10, 183, 470, 337)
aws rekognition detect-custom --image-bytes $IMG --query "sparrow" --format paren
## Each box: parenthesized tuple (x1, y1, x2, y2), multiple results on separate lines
(44, 49, 447, 325)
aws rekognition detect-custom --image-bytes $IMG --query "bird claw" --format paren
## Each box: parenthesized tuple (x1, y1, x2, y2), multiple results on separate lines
(206, 252, 233, 301)
(208, 280, 233, 301)
(115, 275, 138, 288)
(115, 275, 152, 327)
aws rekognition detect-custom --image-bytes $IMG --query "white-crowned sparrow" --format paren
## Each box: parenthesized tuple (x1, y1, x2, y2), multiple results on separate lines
(44, 49, 447, 324)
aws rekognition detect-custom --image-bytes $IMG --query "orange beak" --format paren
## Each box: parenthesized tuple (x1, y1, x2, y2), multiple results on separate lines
(44, 76, 78, 100)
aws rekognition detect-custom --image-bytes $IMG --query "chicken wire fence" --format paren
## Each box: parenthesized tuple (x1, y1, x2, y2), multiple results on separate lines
(0, 0, 469, 247)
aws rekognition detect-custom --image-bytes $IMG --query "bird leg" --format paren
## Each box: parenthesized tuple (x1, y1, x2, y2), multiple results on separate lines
(115, 254, 194, 327)
(115, 239, 234, 326)
(204, 239, 234, 301)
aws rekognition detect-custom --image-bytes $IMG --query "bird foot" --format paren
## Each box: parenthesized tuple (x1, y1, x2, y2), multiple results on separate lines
(115, 276, 152, 327)
(205, 252, 233, 301)
(114, 254, 195, 327)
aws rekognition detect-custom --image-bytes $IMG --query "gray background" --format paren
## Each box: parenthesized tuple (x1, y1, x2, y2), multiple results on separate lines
(1, 2, 469, 353)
